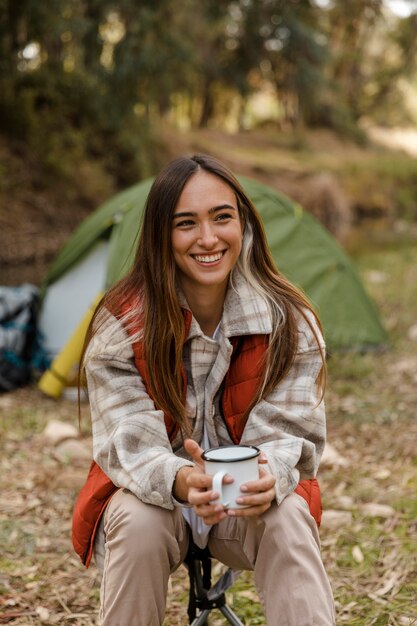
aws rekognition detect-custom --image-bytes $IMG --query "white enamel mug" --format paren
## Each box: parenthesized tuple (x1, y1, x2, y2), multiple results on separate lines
(202, 445, 261, 509)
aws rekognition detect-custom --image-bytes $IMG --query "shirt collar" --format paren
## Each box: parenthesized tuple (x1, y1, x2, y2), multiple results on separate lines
(178, 267, 273, 340)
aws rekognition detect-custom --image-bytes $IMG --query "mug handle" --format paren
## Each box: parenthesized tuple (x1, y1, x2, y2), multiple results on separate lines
(211, 470, 230, 508)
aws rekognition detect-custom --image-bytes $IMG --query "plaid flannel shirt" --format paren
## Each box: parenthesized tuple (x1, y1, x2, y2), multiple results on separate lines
(85, 269, 326, 510)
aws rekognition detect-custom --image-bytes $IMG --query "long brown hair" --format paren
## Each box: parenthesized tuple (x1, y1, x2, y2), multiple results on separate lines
(82, 154, 326, 432)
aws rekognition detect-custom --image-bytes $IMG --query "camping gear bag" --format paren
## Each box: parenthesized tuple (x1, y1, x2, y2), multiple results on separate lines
(0, 284, 39, 391)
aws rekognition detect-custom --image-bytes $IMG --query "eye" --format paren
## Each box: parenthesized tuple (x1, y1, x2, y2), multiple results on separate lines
(174, 219, 195, 228)
(215, 212, 233, 222)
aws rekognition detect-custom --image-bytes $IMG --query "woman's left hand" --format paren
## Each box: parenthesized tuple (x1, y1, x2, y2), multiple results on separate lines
(225, 466, 276, 518)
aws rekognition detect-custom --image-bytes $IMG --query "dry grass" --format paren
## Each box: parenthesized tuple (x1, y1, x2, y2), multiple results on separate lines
(1, 233, 416, 625)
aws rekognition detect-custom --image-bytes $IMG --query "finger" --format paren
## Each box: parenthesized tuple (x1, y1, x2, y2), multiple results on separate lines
(186, 471, 213, 490)
(202, 511, 228, 525)
(259, 466, 273, 478)
(184, 438, 205, 465)
(234, 487, 276, 509)
(196, 503, 229, 525)
(193, 501, 225, 517)
(226, 491, 275, 517)
(188, 497, 228, 525)
(227, 502, 272, 518)
(240, 473, 276, 494)
(258, 452, 269, 464)
(188, 487, 220, 507)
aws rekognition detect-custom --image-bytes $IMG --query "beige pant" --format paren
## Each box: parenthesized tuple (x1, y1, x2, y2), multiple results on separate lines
(95, 489, 335, 626)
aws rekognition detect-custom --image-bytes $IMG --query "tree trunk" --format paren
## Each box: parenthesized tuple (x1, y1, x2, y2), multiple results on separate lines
(199, 77, 214, 128)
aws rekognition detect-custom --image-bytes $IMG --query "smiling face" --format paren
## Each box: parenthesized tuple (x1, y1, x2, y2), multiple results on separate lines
(171, 170, 243, 301)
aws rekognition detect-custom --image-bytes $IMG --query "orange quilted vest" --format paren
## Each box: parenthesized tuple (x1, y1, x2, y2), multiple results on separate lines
(72, 310, 322, 567)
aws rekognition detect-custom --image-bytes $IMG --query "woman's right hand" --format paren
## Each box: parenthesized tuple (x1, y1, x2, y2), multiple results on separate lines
(176, 439, 230, 525)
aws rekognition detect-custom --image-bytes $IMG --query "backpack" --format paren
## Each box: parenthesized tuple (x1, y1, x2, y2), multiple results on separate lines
(0, 284, 42, 391)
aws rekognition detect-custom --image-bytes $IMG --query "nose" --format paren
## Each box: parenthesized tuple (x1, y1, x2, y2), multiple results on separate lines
(197, 222, 218, 248)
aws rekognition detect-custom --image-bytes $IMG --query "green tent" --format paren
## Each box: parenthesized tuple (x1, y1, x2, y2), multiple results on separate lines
(39, 175, 388, 356)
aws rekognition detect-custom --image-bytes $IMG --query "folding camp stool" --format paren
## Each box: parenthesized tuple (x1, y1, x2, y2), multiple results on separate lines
(185, 539, 245, 625)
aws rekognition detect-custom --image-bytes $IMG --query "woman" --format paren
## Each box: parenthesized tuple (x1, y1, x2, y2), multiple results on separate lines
(72, 154, 335, 625)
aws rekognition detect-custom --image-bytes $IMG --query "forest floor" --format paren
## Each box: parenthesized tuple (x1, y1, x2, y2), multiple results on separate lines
(1, 228, 416, 625)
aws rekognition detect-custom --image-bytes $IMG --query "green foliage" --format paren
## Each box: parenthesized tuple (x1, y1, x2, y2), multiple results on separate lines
(343, 154, 417, 222)
(0, 520, 36, 559)
(1, 0, 417, 190)
(0, 0, 172, 186)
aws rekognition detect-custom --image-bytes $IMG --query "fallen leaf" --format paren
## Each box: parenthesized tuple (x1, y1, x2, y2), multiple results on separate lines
(373, 468, 391, 480)
(407, 323, 417, 341)
(366, 270, 387, 284)
(53, 439, 91, 463)
(43, 420, 79, 445)
(321, 510, 353, 530)
(321, 443, 349, 468)
(334, 495, 354, 510)
(398, 616, 416, 625)
(36, 606, 50, 621)
(359, 503, 395, 518)
(352, 545, 364, 563)
(238, 589, 259, 602)
(373, 570, 402, 597)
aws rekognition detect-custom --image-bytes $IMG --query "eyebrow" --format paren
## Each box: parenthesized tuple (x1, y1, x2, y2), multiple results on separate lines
(173, 204, 237, 219)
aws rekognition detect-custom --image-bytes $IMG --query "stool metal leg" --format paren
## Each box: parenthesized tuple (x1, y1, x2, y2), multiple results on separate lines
(220, 604, 245, 625)
(191, 604, 245, 626)
(186, 539, 245, 625)
(191, 608, 210, 625)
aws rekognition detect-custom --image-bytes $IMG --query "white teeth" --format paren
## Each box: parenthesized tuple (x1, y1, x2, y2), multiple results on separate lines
(194, 252, 223, 263)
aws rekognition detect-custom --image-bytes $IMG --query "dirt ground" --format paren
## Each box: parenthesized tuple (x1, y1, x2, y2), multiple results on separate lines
(1, 364, 416, 625)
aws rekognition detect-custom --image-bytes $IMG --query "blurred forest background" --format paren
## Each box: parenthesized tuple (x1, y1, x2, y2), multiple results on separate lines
(2, 0, 417, 283)
(1, 1, 417, 626)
